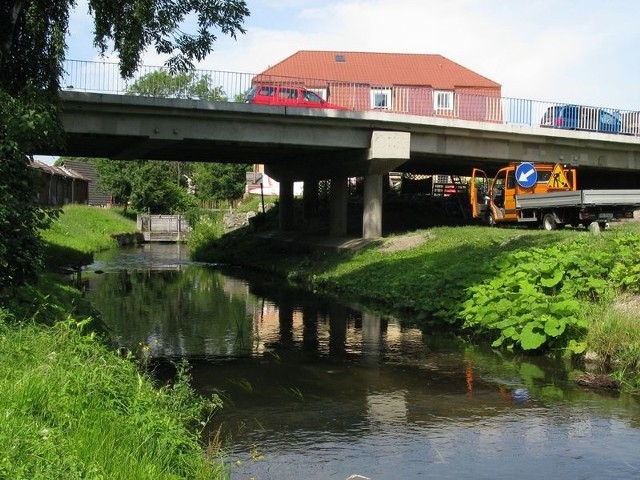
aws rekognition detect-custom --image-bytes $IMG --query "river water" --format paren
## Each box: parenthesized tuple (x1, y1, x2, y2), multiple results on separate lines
(84, 243, 640, 480)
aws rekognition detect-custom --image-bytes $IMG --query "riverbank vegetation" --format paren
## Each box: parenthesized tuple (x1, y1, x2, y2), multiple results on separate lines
(40, 204, 138, 269)
(188, 194, 277, 259)
(0, 315, 224, 479)
(197, 215, 640, 391)
(0, 205, 228, 478)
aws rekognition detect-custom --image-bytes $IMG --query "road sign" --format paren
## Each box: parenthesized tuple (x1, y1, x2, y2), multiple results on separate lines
(515, 162, 537, 188)
(548, 163, 571, 189)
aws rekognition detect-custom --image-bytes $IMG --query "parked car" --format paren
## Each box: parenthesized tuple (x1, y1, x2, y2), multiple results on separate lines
(244, 84, 348, 110)
(540, 104, 621, 134)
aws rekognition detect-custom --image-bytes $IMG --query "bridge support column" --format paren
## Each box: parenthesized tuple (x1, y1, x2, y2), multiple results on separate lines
(330, 177, 348, 236)
(361, 131, 411, 239)
(303, 179, 319, 220)
(279, 179, 295, 231)
(363, 174, 383, 239)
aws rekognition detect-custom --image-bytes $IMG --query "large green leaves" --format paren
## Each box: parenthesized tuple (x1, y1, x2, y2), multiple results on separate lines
(461, 236, 615, 353)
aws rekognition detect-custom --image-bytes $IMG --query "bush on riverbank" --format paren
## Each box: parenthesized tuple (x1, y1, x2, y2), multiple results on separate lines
(198, 221, 640, 387)
(187, 195, 278, 260)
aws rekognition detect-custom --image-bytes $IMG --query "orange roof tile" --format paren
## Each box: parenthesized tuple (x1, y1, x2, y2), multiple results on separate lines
(260, 51, 500, 90)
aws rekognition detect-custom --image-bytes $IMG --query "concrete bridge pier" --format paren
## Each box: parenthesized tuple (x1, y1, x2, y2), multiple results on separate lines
(361, 131, 411, 238)
(266, 131, 410, 238)
(303, 179, 319, 221)
(278, 179, 295, 230)
(363, 174, 383, 239)
(330, 177, 348, 236)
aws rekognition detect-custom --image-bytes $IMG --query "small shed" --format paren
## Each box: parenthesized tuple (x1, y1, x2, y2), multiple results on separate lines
(30, 159, 89, 206)
(60, 160, 113, 206)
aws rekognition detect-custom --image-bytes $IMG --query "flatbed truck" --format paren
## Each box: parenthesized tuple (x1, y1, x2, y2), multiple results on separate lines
(469, 162, 640, 230)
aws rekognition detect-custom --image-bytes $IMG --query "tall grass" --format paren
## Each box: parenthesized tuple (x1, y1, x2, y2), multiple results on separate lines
(583, 296, 640, 389)
(1, 204, 228, 477)
(0, 313, 227, 479)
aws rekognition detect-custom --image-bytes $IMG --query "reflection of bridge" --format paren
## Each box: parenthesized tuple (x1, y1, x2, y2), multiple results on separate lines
(36, 61, 640, 239)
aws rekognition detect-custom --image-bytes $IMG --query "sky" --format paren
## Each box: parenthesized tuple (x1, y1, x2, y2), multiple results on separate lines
(40, 0, 640, 165)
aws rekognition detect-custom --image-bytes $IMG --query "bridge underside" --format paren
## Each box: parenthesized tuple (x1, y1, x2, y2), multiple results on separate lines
(40, 92, 640, 238)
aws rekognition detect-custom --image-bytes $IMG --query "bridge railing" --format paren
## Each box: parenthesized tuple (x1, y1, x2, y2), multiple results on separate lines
(62, 59, 640, 136)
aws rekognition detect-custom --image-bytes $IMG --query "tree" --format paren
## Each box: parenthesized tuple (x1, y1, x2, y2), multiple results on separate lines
(193, 162, 248, 207)
(127, 70, 228, 102)
(0, 0, 249, 290)
(92, 159, 134, 211)
(126, 161, 196, 214)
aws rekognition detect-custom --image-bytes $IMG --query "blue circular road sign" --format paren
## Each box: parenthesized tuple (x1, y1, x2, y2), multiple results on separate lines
(515, 162, 538, 188)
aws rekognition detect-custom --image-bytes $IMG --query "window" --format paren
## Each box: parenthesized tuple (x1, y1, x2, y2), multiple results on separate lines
(433, 90, 454, 111)
(258, 86, 275, 97)
(278, 87, 298, 100)
(303, 90, 324, 104)
(371, 88, 392, 110)
(307, 88, 327, 100)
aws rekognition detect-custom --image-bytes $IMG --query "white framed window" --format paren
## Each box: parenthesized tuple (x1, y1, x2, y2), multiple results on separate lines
(371, 88, 392, 110)
(433, 90, 454, 111)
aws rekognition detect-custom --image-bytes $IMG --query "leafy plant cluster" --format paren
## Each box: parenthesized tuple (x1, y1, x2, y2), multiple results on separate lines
(0, 90, 61, 290)
(461, 232, 640, 353)
(608, 234, 640, 292)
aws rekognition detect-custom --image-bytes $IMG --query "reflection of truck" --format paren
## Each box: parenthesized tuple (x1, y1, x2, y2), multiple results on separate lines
(469, 162, 640, 230)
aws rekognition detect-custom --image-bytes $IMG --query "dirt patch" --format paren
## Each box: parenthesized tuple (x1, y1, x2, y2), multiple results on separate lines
(379, 232, 434, 253)
(574, 373, 620, 391)
(612, 294, 640, 315)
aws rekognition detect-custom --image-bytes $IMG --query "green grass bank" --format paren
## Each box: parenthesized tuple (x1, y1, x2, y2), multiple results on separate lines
(1, 205, 227, 479)
(41, 204, 139, 269)
(195, 217, 640, 391)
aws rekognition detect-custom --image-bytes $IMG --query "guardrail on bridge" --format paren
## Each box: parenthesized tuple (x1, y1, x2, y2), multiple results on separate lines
(61, 59, 640, 135)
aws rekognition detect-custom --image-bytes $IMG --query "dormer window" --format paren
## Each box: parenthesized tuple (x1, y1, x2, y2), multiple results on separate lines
(371, 88, 392, 110)
(434, 90, 454, 111)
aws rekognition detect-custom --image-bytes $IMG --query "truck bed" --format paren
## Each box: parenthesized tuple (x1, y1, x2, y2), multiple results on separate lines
(515, 190, 640, 209)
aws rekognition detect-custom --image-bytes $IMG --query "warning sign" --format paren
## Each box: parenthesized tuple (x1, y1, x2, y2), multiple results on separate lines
(548, 164, 571, 189)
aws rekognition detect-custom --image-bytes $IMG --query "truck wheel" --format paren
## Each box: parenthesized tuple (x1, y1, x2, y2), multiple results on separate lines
(487, 212, 496, 227)
(542, 213, 557, 231)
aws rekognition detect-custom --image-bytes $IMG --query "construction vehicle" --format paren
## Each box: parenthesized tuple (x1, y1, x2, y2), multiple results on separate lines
(469, 162, 640, 230)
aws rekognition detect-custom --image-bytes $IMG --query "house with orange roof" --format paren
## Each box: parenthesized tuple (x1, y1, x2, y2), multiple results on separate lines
(254, 50, 502, 119)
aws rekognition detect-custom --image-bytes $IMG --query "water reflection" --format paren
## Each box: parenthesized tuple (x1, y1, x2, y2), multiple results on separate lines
(84, 244, 640, 480)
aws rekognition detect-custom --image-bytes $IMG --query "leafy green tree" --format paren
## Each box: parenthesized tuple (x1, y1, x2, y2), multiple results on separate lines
(193, 162, 249, 206)
(0, 91, 60, 289)
(0, 0, 249, 290)
(127, 161, 196, 214)
(93, 159, 135, 211)
(127, 71, 228, 101)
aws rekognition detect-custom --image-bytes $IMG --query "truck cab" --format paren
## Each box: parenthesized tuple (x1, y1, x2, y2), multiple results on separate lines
(470, 163, 576, 228)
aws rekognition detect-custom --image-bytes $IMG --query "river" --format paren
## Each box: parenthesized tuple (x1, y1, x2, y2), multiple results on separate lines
(83, 243, 640, 480)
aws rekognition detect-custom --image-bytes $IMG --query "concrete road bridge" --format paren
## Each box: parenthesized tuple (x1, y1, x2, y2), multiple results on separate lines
(38, 90, 640, 239)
